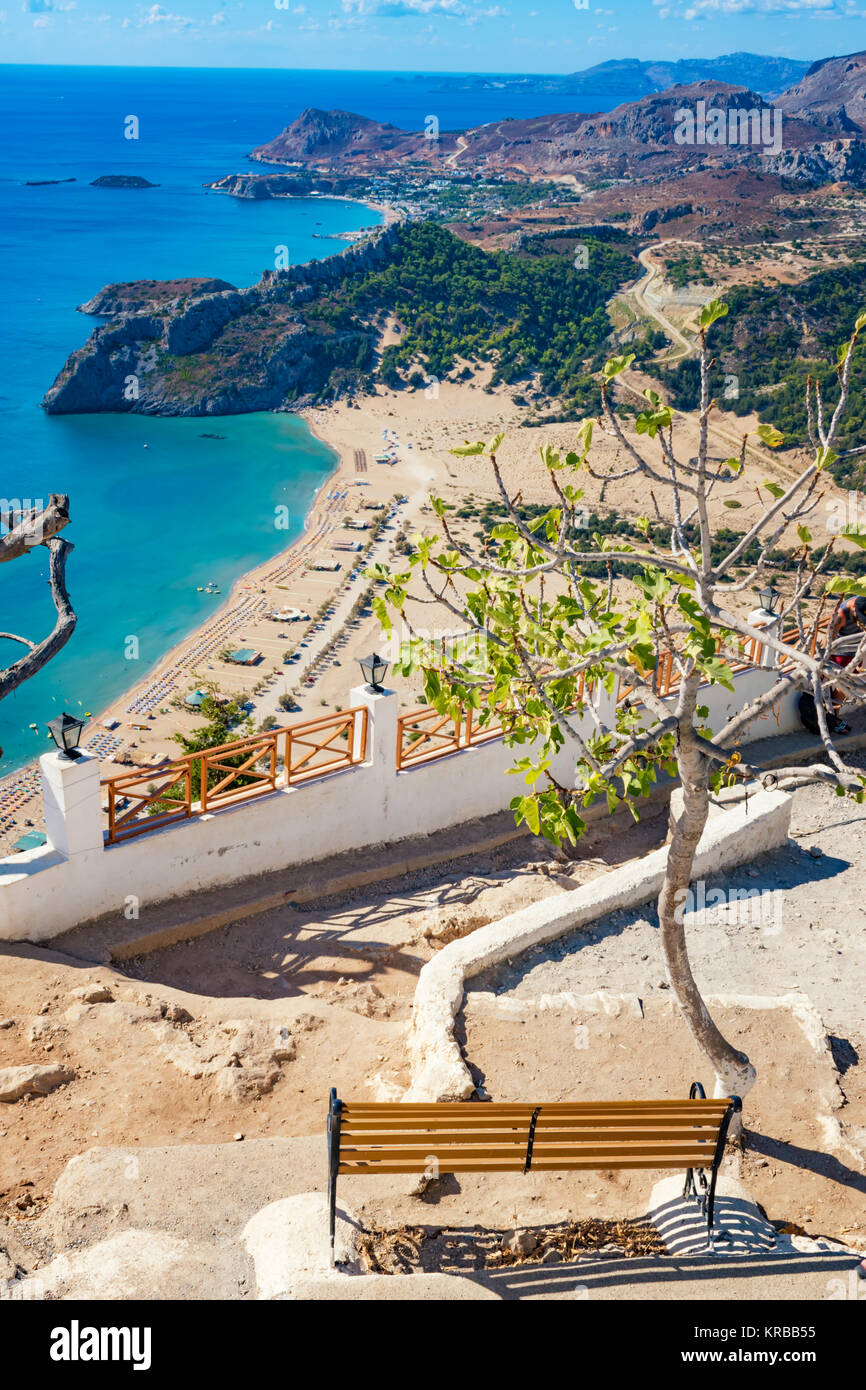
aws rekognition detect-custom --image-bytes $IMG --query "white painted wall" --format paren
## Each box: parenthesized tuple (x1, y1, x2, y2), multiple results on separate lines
(0, 668, 802, 944)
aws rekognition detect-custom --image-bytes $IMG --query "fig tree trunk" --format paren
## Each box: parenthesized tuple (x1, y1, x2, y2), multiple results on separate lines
(657, 704, 756, 1132)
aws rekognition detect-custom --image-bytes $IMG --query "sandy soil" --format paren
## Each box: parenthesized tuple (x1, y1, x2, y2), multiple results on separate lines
(1, 776, 865, 1262)
(0, 807, 669, 1217)
(465, 769, 866, 1243)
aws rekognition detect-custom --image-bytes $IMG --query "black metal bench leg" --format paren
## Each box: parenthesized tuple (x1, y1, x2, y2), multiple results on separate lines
(327, 1088, 343, 1268)
(705, 1096, 741, 1248)
(684, 1082, 704, 1201)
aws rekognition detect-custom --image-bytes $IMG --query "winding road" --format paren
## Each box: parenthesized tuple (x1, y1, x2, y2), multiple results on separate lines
(618, 240, 800, 479)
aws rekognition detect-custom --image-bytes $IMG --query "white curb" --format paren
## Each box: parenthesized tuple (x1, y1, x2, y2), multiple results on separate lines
(406, 788, 792, 1101)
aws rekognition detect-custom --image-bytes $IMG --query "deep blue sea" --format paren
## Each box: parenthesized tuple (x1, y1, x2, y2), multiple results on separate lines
(0, 65, 573, 774)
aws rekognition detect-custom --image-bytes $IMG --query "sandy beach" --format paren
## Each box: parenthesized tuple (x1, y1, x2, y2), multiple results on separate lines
(0, 364, 845, 855)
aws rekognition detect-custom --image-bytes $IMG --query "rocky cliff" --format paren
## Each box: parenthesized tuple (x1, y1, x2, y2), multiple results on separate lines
(43, 225, 400, 417)
(763, 138, 866, 189)
(250, 82, 839, 183)
(207, 171, 370, 199)
(78, 278, 236, 317)
(251, 107, 448, 168)
(776, 51, 866, 134)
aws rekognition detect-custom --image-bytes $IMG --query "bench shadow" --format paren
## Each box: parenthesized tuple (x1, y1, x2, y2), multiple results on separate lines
(478, 1248, 861, 1300)
(377, 1213, 861, 1300)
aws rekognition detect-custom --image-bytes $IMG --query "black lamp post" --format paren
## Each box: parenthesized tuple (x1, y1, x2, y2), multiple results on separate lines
(757, 584, 780, 615)
(358, 652, 389, 692)
(46, 712, 88, 760)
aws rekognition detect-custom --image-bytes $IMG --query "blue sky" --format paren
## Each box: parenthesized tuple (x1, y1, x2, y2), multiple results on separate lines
(2, 0, 864, 70)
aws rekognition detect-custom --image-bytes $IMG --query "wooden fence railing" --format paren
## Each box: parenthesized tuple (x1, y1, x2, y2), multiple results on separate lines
(398, 615, 835, 771)
(396, 704, 503, 771)
(101, 616, 836, 838)
(617, 616, 832, 706)
(102, 706, 368, 844)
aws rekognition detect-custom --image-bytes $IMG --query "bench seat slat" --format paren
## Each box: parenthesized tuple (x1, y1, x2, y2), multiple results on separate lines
(341, 1117, 728, 1128)
(338, 1155, 714, 1174)
(340, 1142, 717, 1161)
(339, 1128, 721, 1146)
(341, 1100, 729, 1113)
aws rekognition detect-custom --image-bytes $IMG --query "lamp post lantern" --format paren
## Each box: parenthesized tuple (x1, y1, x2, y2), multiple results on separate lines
(46, 712, 87, 760)
(757, 584, 780, 615)
(358, 652, 389, 692)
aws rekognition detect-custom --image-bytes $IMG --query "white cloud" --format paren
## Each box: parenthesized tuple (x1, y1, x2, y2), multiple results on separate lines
(341, 0, 466, 15)
(139, 3, 195, 25)
(682, 0, 834, 14)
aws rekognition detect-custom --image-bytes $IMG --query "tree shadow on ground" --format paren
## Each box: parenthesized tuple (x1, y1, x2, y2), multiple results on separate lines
(471, 839, 850, 999)
(746, 1129, 866, 1196)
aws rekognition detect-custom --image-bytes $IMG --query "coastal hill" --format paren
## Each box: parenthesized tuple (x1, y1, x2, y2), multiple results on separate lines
(43, 225, 403, 416)
(252, 107, 459, 169)
(425, 53, 811, 106)
(79, 277, 235, 317)
(208, 171, 370, 200)
(776, 51, 866, 133)
(41, 222, 637, 418)
(252, 81, 845, 184)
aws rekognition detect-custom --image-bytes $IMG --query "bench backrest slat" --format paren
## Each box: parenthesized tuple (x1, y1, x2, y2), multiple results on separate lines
(336, 1099, 732, 1173)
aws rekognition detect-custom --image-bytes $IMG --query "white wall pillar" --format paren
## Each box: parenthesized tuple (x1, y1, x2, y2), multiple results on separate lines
(748, 609, 781, 669)
(351, 683, 398, 772)
(593, 678, 618, 730)
(39, 749, 104, 858)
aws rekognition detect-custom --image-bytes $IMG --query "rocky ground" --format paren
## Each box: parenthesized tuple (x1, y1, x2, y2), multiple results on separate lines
(2, 773, 865, 1298)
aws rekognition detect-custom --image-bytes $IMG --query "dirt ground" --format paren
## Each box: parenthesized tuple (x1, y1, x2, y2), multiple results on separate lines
(0, 807, 668, 1222)
(463, 995, 864, 1244)
(1, 768, 865, 1274)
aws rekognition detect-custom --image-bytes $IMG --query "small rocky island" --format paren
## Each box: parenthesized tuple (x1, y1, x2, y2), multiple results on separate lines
(90, 175, 159, 189)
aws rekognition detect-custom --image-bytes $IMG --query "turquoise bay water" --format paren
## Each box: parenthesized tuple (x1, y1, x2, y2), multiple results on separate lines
(0, 68, 387, 773)
(0, 64, 574, 773)
(1, 413, 337, 766)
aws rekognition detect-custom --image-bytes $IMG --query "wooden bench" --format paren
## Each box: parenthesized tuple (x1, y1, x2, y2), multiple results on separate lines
(326, 1083, 741, 1262)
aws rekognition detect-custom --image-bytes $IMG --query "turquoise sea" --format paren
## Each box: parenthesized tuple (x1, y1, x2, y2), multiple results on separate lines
(0, 64, 573, 773)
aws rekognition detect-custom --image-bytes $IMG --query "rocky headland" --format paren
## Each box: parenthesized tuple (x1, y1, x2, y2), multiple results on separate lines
(78, 278, 237, 317)
(42, 224, 401, 417)
(207, 171, 370, 200)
